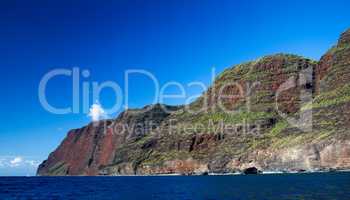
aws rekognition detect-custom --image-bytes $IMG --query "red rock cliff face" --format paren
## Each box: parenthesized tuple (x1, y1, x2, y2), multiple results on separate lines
(37, 105, 180, 175)
(37, 122, 117, 175)
(38, 28, 350, 176)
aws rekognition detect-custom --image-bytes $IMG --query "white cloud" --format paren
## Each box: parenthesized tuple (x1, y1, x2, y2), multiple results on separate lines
(88, 103, 107, 122)
(25, 160, 40, 167)
(10, 157, 23, 167)
(0, 156, 40, 168)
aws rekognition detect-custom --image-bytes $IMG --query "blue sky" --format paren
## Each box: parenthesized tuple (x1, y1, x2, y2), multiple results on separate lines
(1, 0, 349, 176)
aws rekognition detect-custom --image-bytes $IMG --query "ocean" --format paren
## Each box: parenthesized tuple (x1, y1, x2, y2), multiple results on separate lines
(0, 172, 349, 199)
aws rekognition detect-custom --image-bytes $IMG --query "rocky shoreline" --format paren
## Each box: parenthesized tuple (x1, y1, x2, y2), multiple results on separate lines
(95, 169, 350, 176)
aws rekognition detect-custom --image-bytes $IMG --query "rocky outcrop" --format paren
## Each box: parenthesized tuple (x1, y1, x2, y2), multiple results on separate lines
(38, 28, 350, 176)
(37, 104, 181, 175)
(226, 140, 350, 172)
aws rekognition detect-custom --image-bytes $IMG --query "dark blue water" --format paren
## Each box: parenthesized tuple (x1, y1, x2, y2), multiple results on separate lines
(0, 172, 349, 200)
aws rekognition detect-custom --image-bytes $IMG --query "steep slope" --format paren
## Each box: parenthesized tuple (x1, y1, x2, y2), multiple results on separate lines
(37, 104, 181, 175)
(38, 28, 350, 176)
